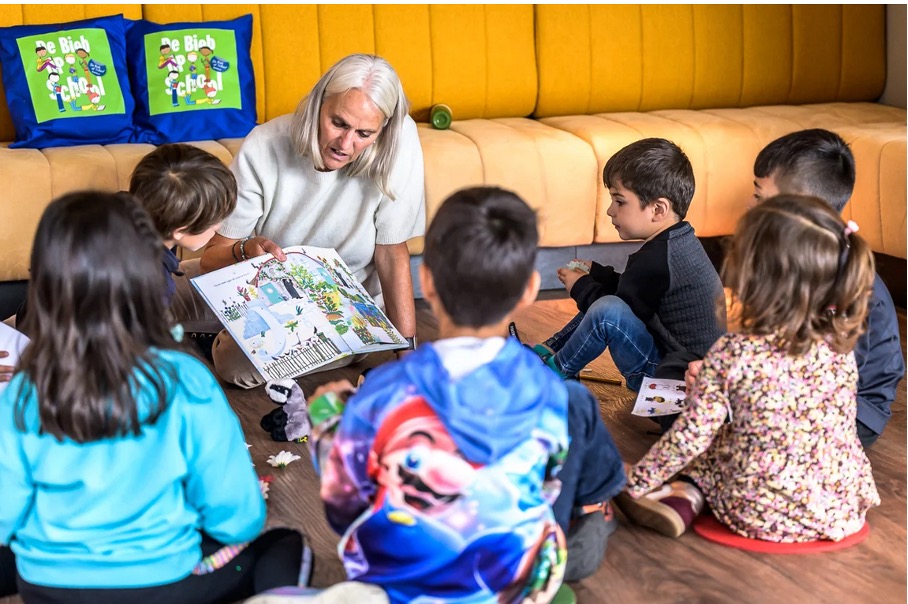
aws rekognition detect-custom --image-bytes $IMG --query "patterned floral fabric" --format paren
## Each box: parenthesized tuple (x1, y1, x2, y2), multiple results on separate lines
(628, 332, 880, 542)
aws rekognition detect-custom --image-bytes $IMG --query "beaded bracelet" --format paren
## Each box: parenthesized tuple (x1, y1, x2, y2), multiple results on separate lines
(239, 236, 253, 261)
(231, 240, 242, 263)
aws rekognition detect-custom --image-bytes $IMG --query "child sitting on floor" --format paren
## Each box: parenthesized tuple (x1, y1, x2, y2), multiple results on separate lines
(129, 144, 239, 357)
(14, 144, 237, 344)
(524, 138, 725, 392)
(288, 187, 626, 602)
(750, 129, 904, 447)
(616, 194, 880, 541)
(684, 129, 904, 447)
(0, 192, 304, 603)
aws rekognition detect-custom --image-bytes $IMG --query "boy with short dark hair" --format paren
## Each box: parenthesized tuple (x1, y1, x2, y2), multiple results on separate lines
(128, 143, 238, 306)
(302, 187, 626, 601)
(752, 128, 855, 212)
(529, 138, 725, 392)
(752, 129, 904, 447)
(16, 144, 237, 338)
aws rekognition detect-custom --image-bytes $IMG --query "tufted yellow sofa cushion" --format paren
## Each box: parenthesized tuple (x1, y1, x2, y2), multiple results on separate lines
(0, 4, 904, 283)
(534, 4, 905, 257)
(534, 5, 886, 116)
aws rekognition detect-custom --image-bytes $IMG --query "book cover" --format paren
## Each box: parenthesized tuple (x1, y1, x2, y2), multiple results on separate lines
(190, 245, 406, 381)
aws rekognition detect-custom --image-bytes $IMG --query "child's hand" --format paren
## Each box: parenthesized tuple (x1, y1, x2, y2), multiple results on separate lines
(557, 267, 586, 294)
(684, 360, 703, 391)
(0, 350, 13, 383)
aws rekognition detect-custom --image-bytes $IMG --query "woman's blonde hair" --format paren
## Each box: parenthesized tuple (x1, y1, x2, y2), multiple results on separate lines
(290, 53, 409, 199)
(722, 194, 875, 355)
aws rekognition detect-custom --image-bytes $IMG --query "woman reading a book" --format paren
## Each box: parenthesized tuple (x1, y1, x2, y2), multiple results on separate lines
(195, 53, 425, 389)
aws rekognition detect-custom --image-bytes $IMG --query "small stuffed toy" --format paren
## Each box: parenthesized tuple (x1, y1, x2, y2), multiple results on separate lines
(261, 378, 311, 442)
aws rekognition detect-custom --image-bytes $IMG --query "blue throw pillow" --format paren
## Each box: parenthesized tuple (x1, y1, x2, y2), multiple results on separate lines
(0, 14, 136, 148)
(126, 14, 257, 144)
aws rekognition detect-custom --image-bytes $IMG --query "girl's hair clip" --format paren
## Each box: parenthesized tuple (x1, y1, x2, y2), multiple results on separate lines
(844, 220, 860, 237)
(824, 304, 838, 317)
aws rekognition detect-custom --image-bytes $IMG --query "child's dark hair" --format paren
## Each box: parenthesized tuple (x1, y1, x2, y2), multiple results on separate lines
(129, 143, 237, 239)
(423, 187, 538, 328)
(603, 138, 695, 219)
(16, 191, 184, 443)
(722, 194, 874, 356)
(754, 129, 855, 213)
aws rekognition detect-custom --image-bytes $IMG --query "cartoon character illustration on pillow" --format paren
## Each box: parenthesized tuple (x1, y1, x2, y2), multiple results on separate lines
(199, 45, 213, 79)
(46, 72, 65, 112)
(35, 46, 56, 73)
(194, 82, 221, 105)
(186, 50, 199, 81)
(75, 48, 92, 86)
(73, 85, 105, 112)
(158, 44, 178, 71)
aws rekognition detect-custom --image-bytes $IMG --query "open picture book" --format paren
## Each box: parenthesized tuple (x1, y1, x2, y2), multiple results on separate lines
(190, 245, 407, 381)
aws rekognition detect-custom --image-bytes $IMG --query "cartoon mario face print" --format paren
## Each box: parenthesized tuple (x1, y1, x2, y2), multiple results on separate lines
(371, 399, 476, 514)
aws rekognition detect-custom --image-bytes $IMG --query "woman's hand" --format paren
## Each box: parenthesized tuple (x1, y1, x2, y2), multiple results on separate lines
(242, 236, 286, 262)
(200, 234, 287, 273)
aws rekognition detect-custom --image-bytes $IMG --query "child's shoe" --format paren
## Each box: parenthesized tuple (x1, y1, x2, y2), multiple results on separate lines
(531, 344, 572, 380)
(507, 321, 523, 343)
(564, 501, 618, 582)
(614, 481, 705, 538)
(187, 330, 217, 363)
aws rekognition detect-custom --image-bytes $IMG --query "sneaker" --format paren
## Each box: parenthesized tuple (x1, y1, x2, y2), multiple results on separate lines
(507, 321, 523, 343)
(532, 343, 554, 362)
(613, 482, 704, 538)
(533, 346, 572, 380)
(508, 322, 539, 353)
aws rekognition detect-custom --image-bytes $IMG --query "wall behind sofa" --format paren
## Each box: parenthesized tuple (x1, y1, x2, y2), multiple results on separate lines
(880, 4, 906, 108)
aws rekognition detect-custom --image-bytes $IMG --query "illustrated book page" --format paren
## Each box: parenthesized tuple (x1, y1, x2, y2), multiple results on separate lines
(191, 245, 406, 381)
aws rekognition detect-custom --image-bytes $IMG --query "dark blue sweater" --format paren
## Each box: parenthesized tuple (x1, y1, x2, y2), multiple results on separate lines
(569, 221, 726, 358)
(854, 274, 904, 436)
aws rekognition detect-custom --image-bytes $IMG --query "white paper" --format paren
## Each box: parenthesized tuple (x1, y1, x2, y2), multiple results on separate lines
(632, 376, 688, 417)
(0, 322, 29, 393)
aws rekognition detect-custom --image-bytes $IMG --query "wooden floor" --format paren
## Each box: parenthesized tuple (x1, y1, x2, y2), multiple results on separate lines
(2, 294, 904, 603)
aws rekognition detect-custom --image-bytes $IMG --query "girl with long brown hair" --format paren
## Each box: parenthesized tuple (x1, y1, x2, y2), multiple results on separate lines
(0, 192, 305, 603)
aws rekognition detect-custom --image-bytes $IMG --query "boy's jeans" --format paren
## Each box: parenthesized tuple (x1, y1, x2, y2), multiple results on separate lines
(546, 295, 661, 392)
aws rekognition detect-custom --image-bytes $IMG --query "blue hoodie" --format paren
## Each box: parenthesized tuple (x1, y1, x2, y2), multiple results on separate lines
(0, 349, 264, 588)
(312, 338, 570, 604)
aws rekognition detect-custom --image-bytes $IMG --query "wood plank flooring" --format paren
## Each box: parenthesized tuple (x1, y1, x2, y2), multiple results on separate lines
(2, 293, 904, 603)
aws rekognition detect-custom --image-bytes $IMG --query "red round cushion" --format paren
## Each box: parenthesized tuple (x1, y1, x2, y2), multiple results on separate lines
(692, 514, 870, 553)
